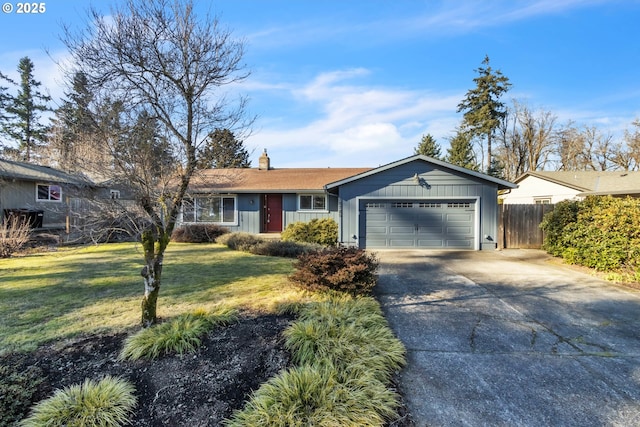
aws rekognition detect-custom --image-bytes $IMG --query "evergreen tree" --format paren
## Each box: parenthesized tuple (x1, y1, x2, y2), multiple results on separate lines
(446, 129, 479, 171)
(414, 133, 442, 159)
(197, 128, 251, 168)
(2, 57, 51, 162)
(457, 55, 511, 173)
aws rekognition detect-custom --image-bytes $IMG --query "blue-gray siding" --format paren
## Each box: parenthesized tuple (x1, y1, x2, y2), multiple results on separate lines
(335, 160, 499, 250)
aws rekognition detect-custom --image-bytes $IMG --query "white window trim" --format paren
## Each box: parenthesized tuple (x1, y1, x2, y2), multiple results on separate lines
(36, 183, 63, 203)
(297, 193, 328, 212)
(182, 195, 238, 225)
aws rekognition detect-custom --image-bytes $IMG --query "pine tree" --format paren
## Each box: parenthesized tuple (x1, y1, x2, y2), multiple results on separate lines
(446, 129, 479, 171)
(197, 128, 251, 168)
(414, 133, 442, 159)
(457, 55, 511, 173)
(2, 57, 51, 162)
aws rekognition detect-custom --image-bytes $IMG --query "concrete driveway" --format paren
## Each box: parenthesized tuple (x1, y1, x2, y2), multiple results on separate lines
(374, 249, 640, 427)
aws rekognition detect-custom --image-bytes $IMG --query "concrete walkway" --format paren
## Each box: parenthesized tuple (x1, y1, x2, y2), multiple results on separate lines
(375, 249, 640, 427)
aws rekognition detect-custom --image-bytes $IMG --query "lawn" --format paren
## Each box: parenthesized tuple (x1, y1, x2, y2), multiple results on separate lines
(0, 242, 303, 354)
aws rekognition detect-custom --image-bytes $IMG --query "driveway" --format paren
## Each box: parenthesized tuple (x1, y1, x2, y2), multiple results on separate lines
(374, 249, 640, 427)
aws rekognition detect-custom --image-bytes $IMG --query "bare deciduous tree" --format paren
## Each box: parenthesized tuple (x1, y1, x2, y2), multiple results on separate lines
(61, 0, 251, 326)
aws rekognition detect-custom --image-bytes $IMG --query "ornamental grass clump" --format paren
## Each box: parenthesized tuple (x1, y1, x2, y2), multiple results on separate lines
(20, 376, 136, 427)
(119, 308, 237, 360)
(224, 364, 398, 427)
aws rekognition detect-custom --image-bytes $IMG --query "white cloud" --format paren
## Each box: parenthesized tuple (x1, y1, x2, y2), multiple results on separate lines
(245, 68, 463, 167)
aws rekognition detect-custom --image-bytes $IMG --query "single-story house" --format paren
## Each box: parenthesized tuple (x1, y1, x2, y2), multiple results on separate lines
(500, 170, 640, 204)
(0, 159, 93, 229)
(183, 151, 516, 250)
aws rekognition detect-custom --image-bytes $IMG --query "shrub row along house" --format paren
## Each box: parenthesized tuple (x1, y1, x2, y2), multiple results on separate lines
(1, 152, 517, 250)
(182, 150, 516, 250)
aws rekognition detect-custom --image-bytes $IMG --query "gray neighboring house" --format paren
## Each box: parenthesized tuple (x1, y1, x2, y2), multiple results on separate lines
(184, 152, 516, 250)
(0, 159, 93, 229)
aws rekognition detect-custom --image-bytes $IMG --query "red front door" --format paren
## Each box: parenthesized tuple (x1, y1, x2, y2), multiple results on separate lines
(264, 194, 283, 232)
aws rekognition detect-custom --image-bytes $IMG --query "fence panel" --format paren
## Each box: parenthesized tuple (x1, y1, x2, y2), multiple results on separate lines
(498, 204, 555, 249)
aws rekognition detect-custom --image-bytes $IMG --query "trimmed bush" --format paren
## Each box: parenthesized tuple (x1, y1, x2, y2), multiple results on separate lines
(20, 376, 136, 427)
(0, 364, 43, 427)
(289, 247, 379, 295)
(281, 218, 338, 246)
(171, 224, 229, 243)
(216, 232, 264, 252)
(250, 239, 322, 258)
(540, 199, 579, 256)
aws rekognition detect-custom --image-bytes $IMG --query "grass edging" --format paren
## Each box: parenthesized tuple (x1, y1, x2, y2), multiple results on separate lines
(225, 295, 406, 426)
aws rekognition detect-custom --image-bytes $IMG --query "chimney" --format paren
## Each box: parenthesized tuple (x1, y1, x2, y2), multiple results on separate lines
(258, 148, 270, 170)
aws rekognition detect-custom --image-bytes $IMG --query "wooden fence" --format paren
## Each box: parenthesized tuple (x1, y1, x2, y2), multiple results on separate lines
(498, 204, 555, 249)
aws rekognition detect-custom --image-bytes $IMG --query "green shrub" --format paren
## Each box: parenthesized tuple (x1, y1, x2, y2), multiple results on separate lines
(281, 218, 338, 246)
(216, 232, 264, 252)
(119, 309, 237, 360)
(171, 224, 229, 243)
(250, 239, 322, 258)
(541, 196, 640, 272)
(20, 376, 136, 427)
(224, 363, 399, 427)
(540, 199, 579, 256)
(0, 364, 43, 427)
(289, 247, 379, 295)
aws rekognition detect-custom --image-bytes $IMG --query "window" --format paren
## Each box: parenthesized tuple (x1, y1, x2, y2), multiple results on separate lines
(36, 184, 62, 202)
(447, 202, 470, 208)
(110, 190, 121, 200)
(299, 194, 327, 211)
(366, 202, 386, 208)
(534, 198, 551, 205)
(392, 202, 413, 208)
(182, 196, 236, 224)
(419, 202, 441, 208)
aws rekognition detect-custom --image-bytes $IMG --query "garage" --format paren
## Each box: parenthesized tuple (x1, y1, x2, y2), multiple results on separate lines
(325, 155, 516, 250)
(361, 199, 476, 249)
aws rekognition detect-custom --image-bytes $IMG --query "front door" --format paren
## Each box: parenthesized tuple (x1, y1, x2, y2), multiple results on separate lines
(264, 194, 283, 232)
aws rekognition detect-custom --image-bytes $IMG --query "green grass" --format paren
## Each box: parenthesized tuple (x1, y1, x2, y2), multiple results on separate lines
(19, 376, 137, 427)
(0, 242, 304, 353)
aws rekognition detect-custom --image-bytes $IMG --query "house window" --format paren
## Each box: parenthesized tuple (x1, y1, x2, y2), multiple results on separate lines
(182, 196, 236, 224)
(299, 194, 327, 211)
(534, 198, 552, 205)
(36, 184, 62, 202)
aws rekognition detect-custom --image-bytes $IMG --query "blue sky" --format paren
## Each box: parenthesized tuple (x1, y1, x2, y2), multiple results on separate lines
(1, 0, 639, 167)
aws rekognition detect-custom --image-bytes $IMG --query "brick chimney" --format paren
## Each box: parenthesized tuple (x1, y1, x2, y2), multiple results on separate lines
(258, 148, 270, 170)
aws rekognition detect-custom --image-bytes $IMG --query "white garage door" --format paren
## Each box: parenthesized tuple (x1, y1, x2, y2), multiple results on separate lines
(362, 200, 475, 249)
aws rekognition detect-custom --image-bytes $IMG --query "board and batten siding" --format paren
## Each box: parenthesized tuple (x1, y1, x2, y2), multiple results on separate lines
(335, 160, 500, 250)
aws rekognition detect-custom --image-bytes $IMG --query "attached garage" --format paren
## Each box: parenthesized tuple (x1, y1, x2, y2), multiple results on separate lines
(361, 199, 476, 249)
(325, 155, 516, 250)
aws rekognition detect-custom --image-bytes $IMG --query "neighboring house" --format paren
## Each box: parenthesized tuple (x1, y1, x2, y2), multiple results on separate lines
(0, 159, 93, 229)
(501, 171, 640, 205)
(183, 151, 516, 250)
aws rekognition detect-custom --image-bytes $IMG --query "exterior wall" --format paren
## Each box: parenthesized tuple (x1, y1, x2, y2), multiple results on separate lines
(501, 176, 582, 204)
(283, 193, 339, 230)
(335, 160, 500, 250)
(0, 179, 75, 228)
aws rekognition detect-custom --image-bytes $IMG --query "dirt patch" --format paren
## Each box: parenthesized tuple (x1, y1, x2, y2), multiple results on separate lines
(2, 313, 413, 426)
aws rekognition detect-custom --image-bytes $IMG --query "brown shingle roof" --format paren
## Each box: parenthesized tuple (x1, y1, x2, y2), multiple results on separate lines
(521, 171, 640, 195)
(188, 167, 372, 193)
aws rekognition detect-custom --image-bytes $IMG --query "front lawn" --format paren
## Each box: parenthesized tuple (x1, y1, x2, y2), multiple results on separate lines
(0, 242, 301, 354)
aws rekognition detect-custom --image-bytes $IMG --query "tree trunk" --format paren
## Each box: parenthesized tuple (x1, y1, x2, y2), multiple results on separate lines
(140, 260, 162, 327)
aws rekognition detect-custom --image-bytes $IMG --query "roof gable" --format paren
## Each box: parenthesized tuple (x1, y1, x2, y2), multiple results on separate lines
(516, 171, 640, 195)
(0, 159, 92, 186)
(325, 155, 517, 190)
